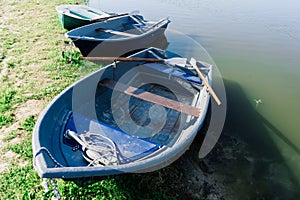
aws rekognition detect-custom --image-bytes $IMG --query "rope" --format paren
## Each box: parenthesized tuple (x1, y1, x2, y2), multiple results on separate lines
(80, 132, 118, 166)
(34, 148, 63, 199)
(34, 147, 64, 168)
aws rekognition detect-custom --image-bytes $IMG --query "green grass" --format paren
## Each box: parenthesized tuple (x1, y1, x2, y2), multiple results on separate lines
(0, 165, 45, 199)
(0, 0, 185, 199)
(4, 117, 36, 160)
(0, 165, 182, 200)
(22, 116, 36, 132)
(0, 114, 14, 128)
(56, 167, 182, 200)
(0, 88, 16, 113)
(0, 88, 16, 127)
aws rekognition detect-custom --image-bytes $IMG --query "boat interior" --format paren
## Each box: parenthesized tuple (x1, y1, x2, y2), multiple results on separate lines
(36, 49, 207, 169)
(61, 5, 110, 20)
(77, 15, 162, 39)
(60, 53, 204, 166)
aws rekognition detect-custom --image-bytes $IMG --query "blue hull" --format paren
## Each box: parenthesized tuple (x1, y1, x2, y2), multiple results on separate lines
(66, 15, 170, 57)
(32, 48, 212, 178)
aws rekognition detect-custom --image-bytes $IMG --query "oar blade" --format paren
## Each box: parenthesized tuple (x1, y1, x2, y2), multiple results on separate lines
(190, 57, 197, 67)
(166, 57, 187, 67)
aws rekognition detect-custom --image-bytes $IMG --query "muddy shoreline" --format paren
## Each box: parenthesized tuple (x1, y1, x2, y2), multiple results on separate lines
(174, 130, 300, 200)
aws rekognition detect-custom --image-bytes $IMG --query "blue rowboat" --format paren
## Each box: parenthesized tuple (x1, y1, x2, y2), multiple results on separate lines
(66, 15, 170, 57)
(56, 4, 114, 30)
(32, 47, 212, 178)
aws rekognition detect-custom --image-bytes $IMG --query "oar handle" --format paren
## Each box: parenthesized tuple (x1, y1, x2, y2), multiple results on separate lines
(191, 62, 222, 106)
(90, 13, 128, 22)
(79, 56, 164, 63)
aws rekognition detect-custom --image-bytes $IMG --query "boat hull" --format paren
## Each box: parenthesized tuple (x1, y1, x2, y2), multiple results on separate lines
(58, 13, 92, 31)
(56, 5, 112, 30)
(66, 15, 170, 57)
(32, 48, 212, 178)
(73, 26, 169, 57)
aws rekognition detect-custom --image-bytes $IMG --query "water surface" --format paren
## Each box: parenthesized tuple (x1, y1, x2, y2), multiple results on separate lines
(89, 0, 300, 197)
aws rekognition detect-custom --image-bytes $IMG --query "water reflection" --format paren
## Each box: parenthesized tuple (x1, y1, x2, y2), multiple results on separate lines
(257, 113, 300, 156)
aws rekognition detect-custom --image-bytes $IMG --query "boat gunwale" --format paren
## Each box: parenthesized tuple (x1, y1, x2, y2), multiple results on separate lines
(65, 16, 170, 42)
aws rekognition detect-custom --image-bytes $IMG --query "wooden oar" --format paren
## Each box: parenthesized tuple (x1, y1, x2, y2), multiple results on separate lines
(145, 17, 170, 31)
(190, 58, 222, 106)
(79, 56, 190, 71)
(79, 56, 164, 62)
(79, 56, 187, 67)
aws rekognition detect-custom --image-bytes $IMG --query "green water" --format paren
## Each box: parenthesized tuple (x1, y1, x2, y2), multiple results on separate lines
(91, 0, 300, 196)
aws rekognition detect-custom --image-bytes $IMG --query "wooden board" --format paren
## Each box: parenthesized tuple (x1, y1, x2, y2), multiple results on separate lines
(95, 28, 138, 37)
(99, 79, 200, 117)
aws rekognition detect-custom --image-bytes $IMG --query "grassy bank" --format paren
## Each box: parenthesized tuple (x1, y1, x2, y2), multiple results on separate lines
(0, 0, 187, 199)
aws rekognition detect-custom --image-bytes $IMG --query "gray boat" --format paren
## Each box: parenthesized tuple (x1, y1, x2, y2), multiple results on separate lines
(32, 47, 212, 178)
(65, 14, 170, 57)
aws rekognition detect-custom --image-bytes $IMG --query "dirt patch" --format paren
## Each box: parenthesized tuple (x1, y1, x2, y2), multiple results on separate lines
(0, 163, 9, 173)
(0, 151, 20, 173)
(3, 150, 19, 159)
(0, 122, 20, 141)
(0, 99, 44, 142)
(14, 99, 44, 120)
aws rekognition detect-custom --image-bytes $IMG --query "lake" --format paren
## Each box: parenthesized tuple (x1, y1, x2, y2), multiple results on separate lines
(89, 0, 300, 198)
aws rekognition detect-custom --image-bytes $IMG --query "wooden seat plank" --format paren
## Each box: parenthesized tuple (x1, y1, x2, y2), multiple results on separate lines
(96, 28, 138, 37)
